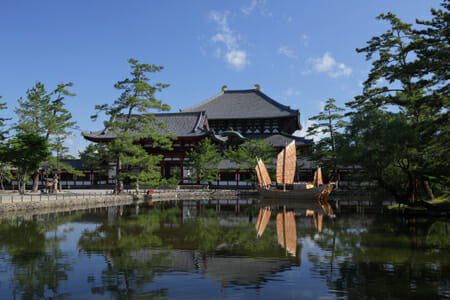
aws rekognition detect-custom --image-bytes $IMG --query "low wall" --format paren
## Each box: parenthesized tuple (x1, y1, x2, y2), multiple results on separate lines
(0, 189, 243, 213)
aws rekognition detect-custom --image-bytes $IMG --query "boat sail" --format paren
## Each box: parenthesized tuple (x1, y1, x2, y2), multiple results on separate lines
(255, 157, 272, 189)
(276, 141, 296, 189)
(255, 141, 335, 216)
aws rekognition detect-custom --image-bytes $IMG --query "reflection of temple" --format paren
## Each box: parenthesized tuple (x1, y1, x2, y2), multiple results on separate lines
(83, 86, 313, 186)
(131, 248, 298, 287)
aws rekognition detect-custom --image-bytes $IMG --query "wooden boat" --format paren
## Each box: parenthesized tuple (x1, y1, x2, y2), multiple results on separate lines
(255, 141, 335, 216)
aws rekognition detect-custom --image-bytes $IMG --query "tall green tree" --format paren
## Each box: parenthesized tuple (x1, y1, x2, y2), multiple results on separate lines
(6, 133, 50, 194)
(226, 139, 276, 183)
(306, 98, 347, 178)
(0, 96, 10, 141)
(226, 139, 275, 170)
(91, 58, 174, 193)
(339, 110, 417, 201)
(0, 98, 12, 190)
(15, 82, 77, 192)
(185, 139, 221, 184)
(79, 143, 109, 171)
(346, 4, 449, 201)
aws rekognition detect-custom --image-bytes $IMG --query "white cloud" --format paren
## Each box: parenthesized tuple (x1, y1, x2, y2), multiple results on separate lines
(302, 34, 309, 46)
(298, 119, 327, 142)
(329, 63, 352, 78)
(285, 88, 301, 97)
(225, 50, 248, 70)
(277, 45, 297, 59)
(241, 0, 271, 16)
(311, 52, 336, 72)
(209, 10, 249, 70)
(301, 68, 312, 76)
(309, 52, 352, 78)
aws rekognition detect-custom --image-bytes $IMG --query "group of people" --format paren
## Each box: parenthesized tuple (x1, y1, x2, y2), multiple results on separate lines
(44, 175, 59, 193)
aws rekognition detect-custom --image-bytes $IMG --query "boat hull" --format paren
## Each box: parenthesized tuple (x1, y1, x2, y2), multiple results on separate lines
(258, 184, 328, 201)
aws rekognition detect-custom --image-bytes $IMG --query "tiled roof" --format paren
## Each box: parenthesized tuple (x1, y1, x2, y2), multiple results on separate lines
(83, 111, 210, 141)
(181, 89, 299, 120)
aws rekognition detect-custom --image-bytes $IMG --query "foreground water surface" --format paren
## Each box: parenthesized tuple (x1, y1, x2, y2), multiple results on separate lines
(0, 199, 448, 299)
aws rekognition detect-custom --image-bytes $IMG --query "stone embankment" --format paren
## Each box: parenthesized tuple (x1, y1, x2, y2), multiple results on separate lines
(0, 189, 248, 214)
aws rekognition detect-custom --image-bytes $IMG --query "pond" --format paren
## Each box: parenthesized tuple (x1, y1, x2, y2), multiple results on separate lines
(0, 199, 448, 299)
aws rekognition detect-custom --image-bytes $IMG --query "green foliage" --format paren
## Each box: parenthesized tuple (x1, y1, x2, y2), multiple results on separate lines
(14, 81, 78, 192)
(340, 110, 418, 201)
(91, 58, 174, 192)
(79, 143, 109, 170)
(0, 162, 13, 190)
(226, 139, 275, 182)
(344, 3, 449, 201)
(5, 132, 50, 194)
(0, 97, 10, 141)
(186, 139, 221, 183)
(226, 139, 275, 170)
(15, 81, 77, 141)
(307, 98, 347, 178)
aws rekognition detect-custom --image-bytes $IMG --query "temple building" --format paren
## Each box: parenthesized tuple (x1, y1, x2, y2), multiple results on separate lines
(181, 85, 312, 154)
(82, 86, 313, 186)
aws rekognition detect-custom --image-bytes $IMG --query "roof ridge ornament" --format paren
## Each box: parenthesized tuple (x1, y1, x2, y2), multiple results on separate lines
(221, 85, 227, 92)
(254, 84, 260, 91)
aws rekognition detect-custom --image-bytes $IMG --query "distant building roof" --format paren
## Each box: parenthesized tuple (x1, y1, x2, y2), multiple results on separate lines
(83, 111, 213, 142)
(181, 89, 300, 121)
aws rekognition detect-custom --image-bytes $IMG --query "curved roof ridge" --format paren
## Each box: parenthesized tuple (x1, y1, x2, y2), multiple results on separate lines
(252, 89, 298, 114)
(180, 91, 224, 113)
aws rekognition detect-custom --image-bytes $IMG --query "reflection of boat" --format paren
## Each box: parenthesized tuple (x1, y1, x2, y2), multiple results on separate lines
(255, 207, 271, 237)
(255, 206, 299, 257)
(255, 141, 335, 216)
(276, 208, 297, 256)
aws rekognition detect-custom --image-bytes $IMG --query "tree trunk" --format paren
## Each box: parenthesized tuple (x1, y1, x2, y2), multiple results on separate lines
(115, 158, 124, 194)
(424, 180, 435, 200)
(32, 171, 40, 193)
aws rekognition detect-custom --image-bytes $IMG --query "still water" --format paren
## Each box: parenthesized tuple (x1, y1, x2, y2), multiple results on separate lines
(0, 199, 448, 299)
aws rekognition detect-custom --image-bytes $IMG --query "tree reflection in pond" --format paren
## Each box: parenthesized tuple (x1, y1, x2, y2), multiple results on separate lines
(0, 214, 78, 299)
(304, 215, 450, 299)
(77, 206, 179, 299)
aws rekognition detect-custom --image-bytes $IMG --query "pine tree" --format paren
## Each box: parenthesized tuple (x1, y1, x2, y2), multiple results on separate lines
(15, 81, 77, 192)
(306, 98, 347, 178)
(91, 59, 174, 193)
(186, 139, 221, 184)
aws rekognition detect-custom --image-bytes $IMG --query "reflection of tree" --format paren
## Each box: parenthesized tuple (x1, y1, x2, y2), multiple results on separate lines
(305, 216, 450, 298)
(0, 215, 78, 299)
(77, 208, 180, 299)
(182, 209, 288, 257)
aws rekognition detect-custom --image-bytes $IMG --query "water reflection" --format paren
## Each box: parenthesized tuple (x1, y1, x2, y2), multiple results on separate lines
(0, 214, 79, 299)
(0, 200, 447, 299)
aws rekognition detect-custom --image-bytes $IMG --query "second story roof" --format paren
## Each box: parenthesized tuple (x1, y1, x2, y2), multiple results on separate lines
(83, 111, 210, 142)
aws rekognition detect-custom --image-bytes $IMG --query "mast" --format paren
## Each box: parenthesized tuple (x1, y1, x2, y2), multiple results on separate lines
(276, 140, 296, 187)
(283, 144, 286, 192)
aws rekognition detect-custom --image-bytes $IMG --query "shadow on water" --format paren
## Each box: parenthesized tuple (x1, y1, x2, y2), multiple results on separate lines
(0, 198, 448, 299)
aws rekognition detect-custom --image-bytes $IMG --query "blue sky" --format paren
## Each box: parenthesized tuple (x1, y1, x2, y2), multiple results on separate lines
(0, 0, 442, 156)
